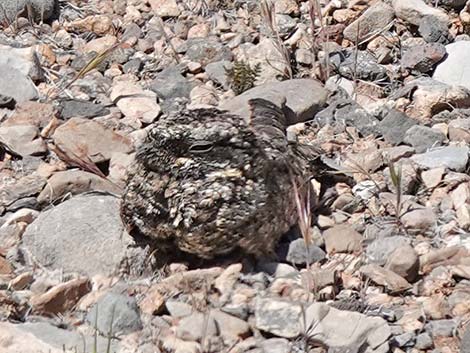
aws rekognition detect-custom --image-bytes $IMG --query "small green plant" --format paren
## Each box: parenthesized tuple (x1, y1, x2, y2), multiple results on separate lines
(225, 60, 261, 95)
(296, 303, 323, 351)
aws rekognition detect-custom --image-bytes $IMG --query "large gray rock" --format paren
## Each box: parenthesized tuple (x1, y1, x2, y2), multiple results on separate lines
(59, 99, 109, 119)
(285, 238, 326, 266)
(149, 66, 195, 100)
(338, 50, 388, 81)
(0, 124, 46, 156)
(0, 65, 38, 103)
(315, 98, 379, 136)
(183, 37, 232, 67)
(377, 110, 417, 145)
(0, 173, 46, 210)
(391, 77, 470, 120)
(205, 60, 232, 88)
(401, 43, 446, 73)
(52, 118, 133, 164)
(255, 298, 302, 338)
(343, 2, 395, 43)
(305, 303, 391, 351)
(411, 146, 469, 172)
(274, 14, 297, 36)
(37, 170, 122, 205)
(0, 0, 58, 23)
(433, 41, 470, 90)
(366, 236, 411, 266)
(415, 332, 433, 350)
(392, 0, 448, 26)
(22, 195, 149, 276)
(254, 300, 391, 351)
(0, 45, 43, 81)
(86, 292, 142, 336)
(461, 324, 470, 353)
(418, 16, 451, 44)
(237, 38, 292, 84)
(0, 322, 65, 353)
(403, 125, 446, 153)
(16, 322, 119, 353)
(425, 319, 456, 337)
(220, 79, 328, 125)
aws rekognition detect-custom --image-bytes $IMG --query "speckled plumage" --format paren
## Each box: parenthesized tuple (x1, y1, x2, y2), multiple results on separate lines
(121, 99, 319, 259)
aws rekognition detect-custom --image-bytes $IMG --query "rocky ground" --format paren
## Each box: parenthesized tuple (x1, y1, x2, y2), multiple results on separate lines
(1, 0, 470, 352)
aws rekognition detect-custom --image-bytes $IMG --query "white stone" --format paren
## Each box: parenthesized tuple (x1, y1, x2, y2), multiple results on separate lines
(237, 38, 291, 84)
(0, 45, 43, 81)
(398, 77, 470, 121)
(434, 41, 470, 90)
(305, 303, 391, 349)
(148, 0, 180, 17)
(411, 146, 469, 172)
(393, 0, 448, 26)
(110, 81, 161, 123)
(0, 322, 70, 353)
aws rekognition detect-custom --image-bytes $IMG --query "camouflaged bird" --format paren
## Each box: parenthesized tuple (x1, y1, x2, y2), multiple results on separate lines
(121, 98, 320, 259)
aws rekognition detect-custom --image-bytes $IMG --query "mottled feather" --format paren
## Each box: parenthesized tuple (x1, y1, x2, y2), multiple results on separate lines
(121, 99, 320, 259)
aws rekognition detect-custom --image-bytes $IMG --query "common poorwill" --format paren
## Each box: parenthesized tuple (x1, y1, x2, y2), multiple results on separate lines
(121, 98, 319, 259)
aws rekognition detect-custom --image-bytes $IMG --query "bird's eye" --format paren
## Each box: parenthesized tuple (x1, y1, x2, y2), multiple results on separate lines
(189, 140, 214, 154)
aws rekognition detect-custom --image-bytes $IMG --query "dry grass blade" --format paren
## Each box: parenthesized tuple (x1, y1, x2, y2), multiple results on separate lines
(48, 143, 107, 179)
(306, 0, 331, 81)
(298, 304, 324, 350)
(260, 0, 275, 33)
(292, 176, 313, 268)
(64, 42, 121, 90)
(47, 42, 122, 100)
(182, 0, 210, 16)
(105, 304, 117, 353)
(352, 19, 361, 100)
(342, 157, 382, 192)
(308, 0, 317, 47)
(155, 16, 181, 64)
(92, 305, 99, 353)
(388, 160, 403, 219)
(26, 2, 34, 25)
(260, 0, 293, 79)
(0, 4, 11, 28)
(48, 143, 124, 198)
(0, 2, 24, 33)
(357, 19, 395, 47)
